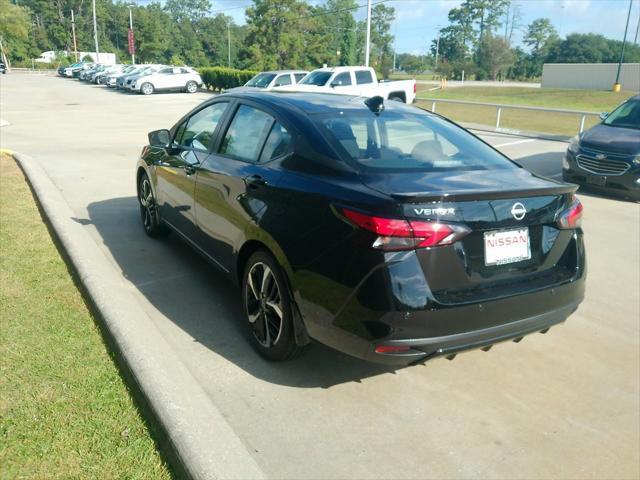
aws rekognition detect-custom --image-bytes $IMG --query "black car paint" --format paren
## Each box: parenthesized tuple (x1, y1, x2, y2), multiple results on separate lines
(137, 91, 586, 364)
(563, 96, 640, 201)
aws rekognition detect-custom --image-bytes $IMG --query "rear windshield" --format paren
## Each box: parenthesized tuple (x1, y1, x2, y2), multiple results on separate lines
(246, 73, 276, 88)
(316, 110, 518, 173)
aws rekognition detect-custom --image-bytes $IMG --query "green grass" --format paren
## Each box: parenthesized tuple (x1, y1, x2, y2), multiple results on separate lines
(389, 72, 438, 81)
(414, 87, 635, 136)
(0, 154, 172, 479)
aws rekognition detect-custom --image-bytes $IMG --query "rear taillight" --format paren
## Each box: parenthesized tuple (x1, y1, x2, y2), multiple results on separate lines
(413, 83, 417, 94)
(557, 196, 583, 229)
(342, 208, 470, 251)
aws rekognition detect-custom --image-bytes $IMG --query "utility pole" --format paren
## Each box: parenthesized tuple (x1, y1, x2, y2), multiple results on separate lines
(227, 20, 231, 68)
(128, 5, 135, 64)
(71, 9, 78, 62)
(634, 3, 639, 44)
(364, 0, 372, 67)
(614, 0, 634, 91)
(92, 0, 100, 62)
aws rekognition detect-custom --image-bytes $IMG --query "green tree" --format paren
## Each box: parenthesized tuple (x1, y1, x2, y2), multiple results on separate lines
(523, 18, 558, 77)
(242, 0, 313, 70)
(369, 3, 395, 77)
(0, 0, 34, 61)
(476, 34, 513, 80)
(164, 0, 211, 23)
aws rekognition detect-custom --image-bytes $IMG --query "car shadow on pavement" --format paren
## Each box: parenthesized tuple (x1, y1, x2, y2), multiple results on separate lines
(81, 196, 402, 388)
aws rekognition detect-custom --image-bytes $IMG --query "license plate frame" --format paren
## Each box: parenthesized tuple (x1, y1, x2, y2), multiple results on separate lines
(586, 175, 607, 186)
(484, 228, 531, 266)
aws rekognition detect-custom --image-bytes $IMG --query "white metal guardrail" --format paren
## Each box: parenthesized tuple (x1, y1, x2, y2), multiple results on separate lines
(7, 67, 57, 75)
(418, 97, 602, 135)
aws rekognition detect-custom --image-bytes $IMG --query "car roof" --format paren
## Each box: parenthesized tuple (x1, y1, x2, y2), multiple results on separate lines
(260, 70, 308, 74)
(217, 90, 418, 116)
(308, 66, 371, 73)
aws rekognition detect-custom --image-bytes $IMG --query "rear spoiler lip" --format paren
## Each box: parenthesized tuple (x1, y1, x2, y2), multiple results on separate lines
(389, 184, 578, 203)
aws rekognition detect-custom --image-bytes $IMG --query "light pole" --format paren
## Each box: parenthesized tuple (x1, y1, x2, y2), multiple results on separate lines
(364, 0, 372, 66)
(128, 5, 135, 64)
(614, 0, 634, 91)
(227, 20, 231, 68)
(71, 9, 78, 62)
(92, 0, 100, 62)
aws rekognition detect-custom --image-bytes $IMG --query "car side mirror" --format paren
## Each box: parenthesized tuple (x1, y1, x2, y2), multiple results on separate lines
(330, 82, 339, 88)
(148, 129, 171, 147)
(599, 112, 609, 120)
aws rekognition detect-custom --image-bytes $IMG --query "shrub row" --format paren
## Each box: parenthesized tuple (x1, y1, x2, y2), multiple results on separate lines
(199, 67, 258, 91)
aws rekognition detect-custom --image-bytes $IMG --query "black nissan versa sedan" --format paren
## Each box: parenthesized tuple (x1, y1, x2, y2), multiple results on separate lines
(136, 91, 586, 365)
(563, 94, 640, 202)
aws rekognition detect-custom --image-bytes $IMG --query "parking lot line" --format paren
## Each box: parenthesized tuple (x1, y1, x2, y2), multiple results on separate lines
(494, 138, 536, 148)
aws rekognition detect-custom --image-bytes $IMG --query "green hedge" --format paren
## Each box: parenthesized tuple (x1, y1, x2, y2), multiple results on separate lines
(199, 67, 258, 91)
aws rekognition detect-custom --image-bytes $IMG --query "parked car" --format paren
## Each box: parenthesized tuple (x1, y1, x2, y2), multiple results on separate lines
(563, 94, 640, 202)
(135, 91, 585, 364)
(73, 63, 95, 78)
(94, 64, 124, 84)
(105, 65, 137, 87)
(132, 66, 202, 95)
(280, 66, 417, 104)
(119, 65, 164, 90)
(228, 70, 309, 92)
(0, 62, 6, 74)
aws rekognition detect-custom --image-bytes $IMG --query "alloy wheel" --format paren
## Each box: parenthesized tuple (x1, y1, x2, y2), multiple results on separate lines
(245, 262, 284, 347)
(139, 177, 155, 232)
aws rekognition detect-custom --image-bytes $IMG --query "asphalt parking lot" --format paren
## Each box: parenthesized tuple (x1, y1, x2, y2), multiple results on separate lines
(2, 74, 638, 479)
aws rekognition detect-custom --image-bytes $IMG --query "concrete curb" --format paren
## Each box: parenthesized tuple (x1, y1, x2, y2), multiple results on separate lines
(13, 152, 265, 480)
(459, 122, 572, 143)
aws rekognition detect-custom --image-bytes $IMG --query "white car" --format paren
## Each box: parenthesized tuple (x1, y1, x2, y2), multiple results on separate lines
(228, 70, 308, 92)
(277, 66, 417, 104)
(132, 67, 203, 95)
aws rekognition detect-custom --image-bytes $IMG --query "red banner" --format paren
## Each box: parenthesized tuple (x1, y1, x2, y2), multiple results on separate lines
(128, 28, 135, 55)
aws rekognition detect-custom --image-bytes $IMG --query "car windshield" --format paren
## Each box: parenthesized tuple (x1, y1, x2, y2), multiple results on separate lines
(603, 99, 640, 130)
(299, 71, 332, 86)
(245, 73, 276, 88)
(316, 110, 518, 173)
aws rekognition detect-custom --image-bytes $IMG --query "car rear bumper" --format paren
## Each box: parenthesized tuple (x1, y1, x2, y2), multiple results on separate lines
(298, 232, 586, 365)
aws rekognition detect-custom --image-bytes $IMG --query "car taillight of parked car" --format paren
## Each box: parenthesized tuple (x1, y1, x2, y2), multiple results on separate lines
(556, 195, 583, 229)
(342, 208, 470, 251)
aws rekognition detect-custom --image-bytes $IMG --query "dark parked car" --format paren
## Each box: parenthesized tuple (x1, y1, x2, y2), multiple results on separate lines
(0, 62, 6, 74)
(563, 95, 640, 202)
(136, 92, 586, 365)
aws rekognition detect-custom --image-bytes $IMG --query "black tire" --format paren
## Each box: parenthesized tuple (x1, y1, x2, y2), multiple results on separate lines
(389, 95, 405, 103)
(138, 173, 168, 238)
(242, 250, 305, 361)
(185, 81, 198, 93)
(140, 82, 154, 95)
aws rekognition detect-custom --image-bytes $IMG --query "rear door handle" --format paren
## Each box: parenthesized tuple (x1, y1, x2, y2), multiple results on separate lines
(245, 174, 267, 188)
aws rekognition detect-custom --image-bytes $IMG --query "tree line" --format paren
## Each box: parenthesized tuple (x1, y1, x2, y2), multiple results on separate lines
(0, 0, 396, 74)
(1, 0, 638, 79)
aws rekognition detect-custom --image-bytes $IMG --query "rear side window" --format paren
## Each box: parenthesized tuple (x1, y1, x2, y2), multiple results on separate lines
(355, 70, 374, 84)
(220, 105, 274, 162)
(294, 73, 306, 83)
(175, 102, 228, 151)
(317, 110, 517, 172)
(333, 72, 352, 86)
(259, 123, 292, 163)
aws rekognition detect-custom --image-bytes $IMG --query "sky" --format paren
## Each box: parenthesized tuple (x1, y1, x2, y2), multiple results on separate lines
(140, 0, 640, 55)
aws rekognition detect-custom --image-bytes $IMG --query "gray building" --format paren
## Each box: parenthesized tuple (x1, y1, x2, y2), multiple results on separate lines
(542, 63, 640, 91)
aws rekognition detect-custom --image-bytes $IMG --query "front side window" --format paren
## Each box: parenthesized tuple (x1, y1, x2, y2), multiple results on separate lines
(175, 102, 229, 151)
(332, 72, 352, 86)
(603, 100, 640, 130)
(355, 70, 374, 84)
(299, 71, 332, 86)
(273, 74, 292, 87)
(317, 110, 518, 172)
(220, 105, 274, 162)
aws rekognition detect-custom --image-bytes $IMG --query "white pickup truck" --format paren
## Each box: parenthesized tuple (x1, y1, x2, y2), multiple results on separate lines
(277, 66, 417, 104)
